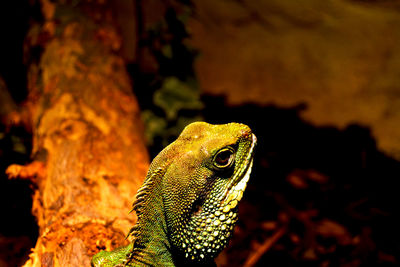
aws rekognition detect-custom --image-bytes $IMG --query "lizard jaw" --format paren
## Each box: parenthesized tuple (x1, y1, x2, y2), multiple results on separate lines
(221, 158, 253, 212)
(222, 132, 257, 207)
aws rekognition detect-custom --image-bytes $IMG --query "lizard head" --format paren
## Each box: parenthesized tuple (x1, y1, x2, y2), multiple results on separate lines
(159, 122, 257, 262)
(95, 122, 256, 266)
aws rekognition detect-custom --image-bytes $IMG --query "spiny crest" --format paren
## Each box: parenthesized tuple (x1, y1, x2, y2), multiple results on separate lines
(127, 167, 166, 239)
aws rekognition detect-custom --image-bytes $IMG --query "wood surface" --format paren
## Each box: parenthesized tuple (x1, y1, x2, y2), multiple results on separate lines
(6, 0, 149, 265)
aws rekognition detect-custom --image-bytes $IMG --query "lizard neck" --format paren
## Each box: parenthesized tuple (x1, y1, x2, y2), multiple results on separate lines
(131, 236, 173, 266)
(130, 180, 175, 266)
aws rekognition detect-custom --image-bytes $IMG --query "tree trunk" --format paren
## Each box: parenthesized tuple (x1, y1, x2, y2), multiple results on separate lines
(6, 0, 149, 266)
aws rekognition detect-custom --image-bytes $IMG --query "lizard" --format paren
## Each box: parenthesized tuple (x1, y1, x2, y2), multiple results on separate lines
(91, 122, 257, 266)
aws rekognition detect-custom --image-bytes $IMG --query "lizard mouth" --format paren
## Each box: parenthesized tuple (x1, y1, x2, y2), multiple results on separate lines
(221, 133, 257, 206)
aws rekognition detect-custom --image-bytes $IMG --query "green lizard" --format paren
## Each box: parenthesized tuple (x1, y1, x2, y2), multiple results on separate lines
(92, 122, 256, 266)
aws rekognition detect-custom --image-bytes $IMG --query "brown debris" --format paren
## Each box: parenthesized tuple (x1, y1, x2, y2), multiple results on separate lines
(316, 219, 352, 246)
(243, 226, 287, 267)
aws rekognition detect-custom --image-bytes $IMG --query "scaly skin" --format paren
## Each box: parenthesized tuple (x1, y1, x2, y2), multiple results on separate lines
(92, 122, 256, 266)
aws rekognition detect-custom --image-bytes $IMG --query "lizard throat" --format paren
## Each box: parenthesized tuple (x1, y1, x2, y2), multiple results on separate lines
(175, 159, 254, 262)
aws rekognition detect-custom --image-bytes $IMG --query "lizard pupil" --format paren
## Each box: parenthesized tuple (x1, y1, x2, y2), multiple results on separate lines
(214, 148, 234, 168)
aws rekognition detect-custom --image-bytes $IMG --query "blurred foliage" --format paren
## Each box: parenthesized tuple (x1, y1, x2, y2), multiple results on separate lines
(132, 2, 203, 151)
(0, 128, 28, 156)
(142, 76, 203, 148)
(153, 77, 203, 121)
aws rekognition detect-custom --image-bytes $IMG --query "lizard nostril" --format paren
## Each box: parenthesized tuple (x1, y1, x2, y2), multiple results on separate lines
(240, 128, 252, 139)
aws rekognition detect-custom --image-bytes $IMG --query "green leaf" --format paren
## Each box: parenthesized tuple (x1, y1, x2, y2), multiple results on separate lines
(154, 77, 203, 120)
(11, 135, 27, 154)
(141, 110, 167, 146)
(161, 45, 173, 59)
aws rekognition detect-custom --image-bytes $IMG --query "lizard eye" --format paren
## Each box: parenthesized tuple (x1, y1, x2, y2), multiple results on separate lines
(214, 147, 235, 169)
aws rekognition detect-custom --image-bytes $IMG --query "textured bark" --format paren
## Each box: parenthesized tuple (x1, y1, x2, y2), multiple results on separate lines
(6, 0, 149, 266)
